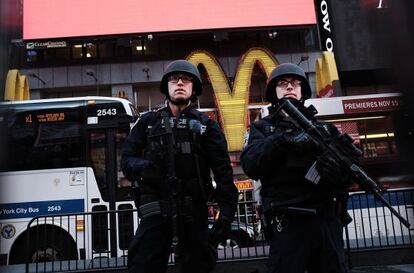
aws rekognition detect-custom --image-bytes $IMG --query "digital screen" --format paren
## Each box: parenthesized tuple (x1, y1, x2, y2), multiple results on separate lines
(25, 112, 65, 123)
(23, 0, 316, 40)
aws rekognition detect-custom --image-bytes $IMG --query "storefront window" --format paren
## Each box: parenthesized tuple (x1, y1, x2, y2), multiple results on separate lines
(131, 39, 145, 56)
(85, 43, 97, 58)
(71, 44, 83, 59)
(55, 47, 70, 61)
(99, 42, 115, 58)
(358, 117, 396, 158)
(115, 38, 132, 57)
(333, 116, 397, 159)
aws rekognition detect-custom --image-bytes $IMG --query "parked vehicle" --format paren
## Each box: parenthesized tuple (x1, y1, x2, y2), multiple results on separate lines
(208, 220, 256, 248)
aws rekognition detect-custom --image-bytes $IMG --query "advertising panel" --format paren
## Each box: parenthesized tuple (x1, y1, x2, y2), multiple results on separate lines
(23, 0, 316, 40)
(314, 0, 335, 52)
(326, 0, 391, 71)
(342, 96, 401, 114)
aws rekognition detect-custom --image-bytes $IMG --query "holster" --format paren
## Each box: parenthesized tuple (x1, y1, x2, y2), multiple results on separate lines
(257, 205, 272, 241)
(340, 211, 353, 226)
(335, 196, 353, 226)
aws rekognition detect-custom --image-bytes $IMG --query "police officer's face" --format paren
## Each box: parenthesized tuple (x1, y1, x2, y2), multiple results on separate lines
(167, 73, 194, 103)
(275, 77, 302, 101)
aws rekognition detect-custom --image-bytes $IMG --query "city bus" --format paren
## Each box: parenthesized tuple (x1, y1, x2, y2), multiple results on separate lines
(0, 97, 138, 265)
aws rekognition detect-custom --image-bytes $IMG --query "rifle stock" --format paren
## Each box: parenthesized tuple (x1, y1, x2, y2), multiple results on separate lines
(280, 99, 410, 228)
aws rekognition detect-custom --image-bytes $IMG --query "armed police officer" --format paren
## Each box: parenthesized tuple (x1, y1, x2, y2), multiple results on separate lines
(121, 60, 238, 273)
(241, 63, 358, 273)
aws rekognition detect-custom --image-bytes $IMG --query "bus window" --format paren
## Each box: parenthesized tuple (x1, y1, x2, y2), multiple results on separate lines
(91, 205, 109, 252)
(116, 130, 133, 201)
(32, 122, 85, 168)
(89, 132, 108, 201)
(7, 120, 85, 171)
(89, 128, 133, 202)
(117, 204, 134, 250)
(6, 118, 37, 171)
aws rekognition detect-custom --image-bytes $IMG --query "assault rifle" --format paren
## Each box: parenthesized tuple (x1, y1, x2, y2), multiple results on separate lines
(161, 111, 191, 271)
(279, 99, 410, 228)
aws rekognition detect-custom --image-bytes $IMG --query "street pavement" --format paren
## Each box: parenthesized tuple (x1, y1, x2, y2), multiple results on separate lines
(1, 263, 414, 273)
(209, 262, 414, 273)
(349, 264, 414, 273)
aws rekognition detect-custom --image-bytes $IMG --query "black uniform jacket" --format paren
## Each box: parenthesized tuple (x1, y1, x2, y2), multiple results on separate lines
(241, 111, 346, 207)
(121, 104, 237, 218)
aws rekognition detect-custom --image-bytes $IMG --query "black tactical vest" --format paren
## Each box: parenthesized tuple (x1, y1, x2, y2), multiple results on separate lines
(143, 108, 212, 201)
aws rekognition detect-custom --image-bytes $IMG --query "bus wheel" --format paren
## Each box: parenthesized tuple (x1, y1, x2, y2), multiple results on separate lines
(9, 225, 78, 264)
(31, 247, 60, 262)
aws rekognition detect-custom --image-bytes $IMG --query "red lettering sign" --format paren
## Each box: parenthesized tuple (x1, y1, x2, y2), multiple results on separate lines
(342, 96, 401, 114)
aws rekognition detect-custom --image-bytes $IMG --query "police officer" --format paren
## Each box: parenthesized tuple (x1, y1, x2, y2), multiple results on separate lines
(241, 63, 356, 273)
(122, 60, 238, 273)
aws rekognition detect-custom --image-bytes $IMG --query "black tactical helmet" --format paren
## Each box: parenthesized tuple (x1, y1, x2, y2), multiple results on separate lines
(160, 60, 202, 96)
(265, 63, 312, 104)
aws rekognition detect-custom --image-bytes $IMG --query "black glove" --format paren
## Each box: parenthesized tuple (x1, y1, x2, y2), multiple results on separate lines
(283, 130, 309, 144)
(279, 129, 317, 152)
(315, 152, 349, 188)
(209, 217, 232, 247)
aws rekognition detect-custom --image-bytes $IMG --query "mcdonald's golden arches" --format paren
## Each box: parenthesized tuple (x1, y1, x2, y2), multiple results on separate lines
(5, 69, 30, 101)
(186, 47, 279, 152)
(315, 51, 339, 97)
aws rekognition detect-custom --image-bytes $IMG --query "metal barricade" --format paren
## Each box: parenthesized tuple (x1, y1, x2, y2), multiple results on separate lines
(345, 188, 413, 250)
(20, 188, 413, 273)
(24, 209, 135, 273)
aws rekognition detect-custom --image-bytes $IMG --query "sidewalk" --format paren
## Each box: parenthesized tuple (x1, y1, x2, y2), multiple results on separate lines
(209, 261, 414, 273)
(1, 263, 414, 273)
(350, 264, 414, 273)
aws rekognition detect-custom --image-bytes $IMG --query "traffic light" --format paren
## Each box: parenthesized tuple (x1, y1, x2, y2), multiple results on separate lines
(4, 69, 30, 101)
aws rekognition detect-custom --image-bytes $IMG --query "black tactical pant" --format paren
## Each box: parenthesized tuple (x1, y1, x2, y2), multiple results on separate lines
(267, 213, 347, 273)
(128, 213, 216, 273)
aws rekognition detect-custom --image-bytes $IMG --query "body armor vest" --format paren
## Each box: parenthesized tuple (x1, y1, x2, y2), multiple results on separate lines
(143, 110, 212, 201)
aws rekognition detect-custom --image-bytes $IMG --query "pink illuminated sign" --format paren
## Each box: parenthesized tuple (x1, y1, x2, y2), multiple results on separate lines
(23, 0, 316, 40)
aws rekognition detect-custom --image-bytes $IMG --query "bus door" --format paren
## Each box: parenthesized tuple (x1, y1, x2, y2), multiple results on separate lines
(87, 127, 135, 258)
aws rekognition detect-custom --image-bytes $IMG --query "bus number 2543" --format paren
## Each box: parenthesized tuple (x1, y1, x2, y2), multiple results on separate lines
(97, 109, 117, 116)
(48, 206, 62, 212)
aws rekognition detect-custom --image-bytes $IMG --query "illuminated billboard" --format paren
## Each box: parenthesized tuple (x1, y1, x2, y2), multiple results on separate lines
(23, 0, 316, 40)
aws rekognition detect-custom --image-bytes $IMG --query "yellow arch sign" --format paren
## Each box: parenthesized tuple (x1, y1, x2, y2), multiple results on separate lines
(187, 47, 278, 151)
(5, 69, 30, 101)
(316, 51, 339, 97)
